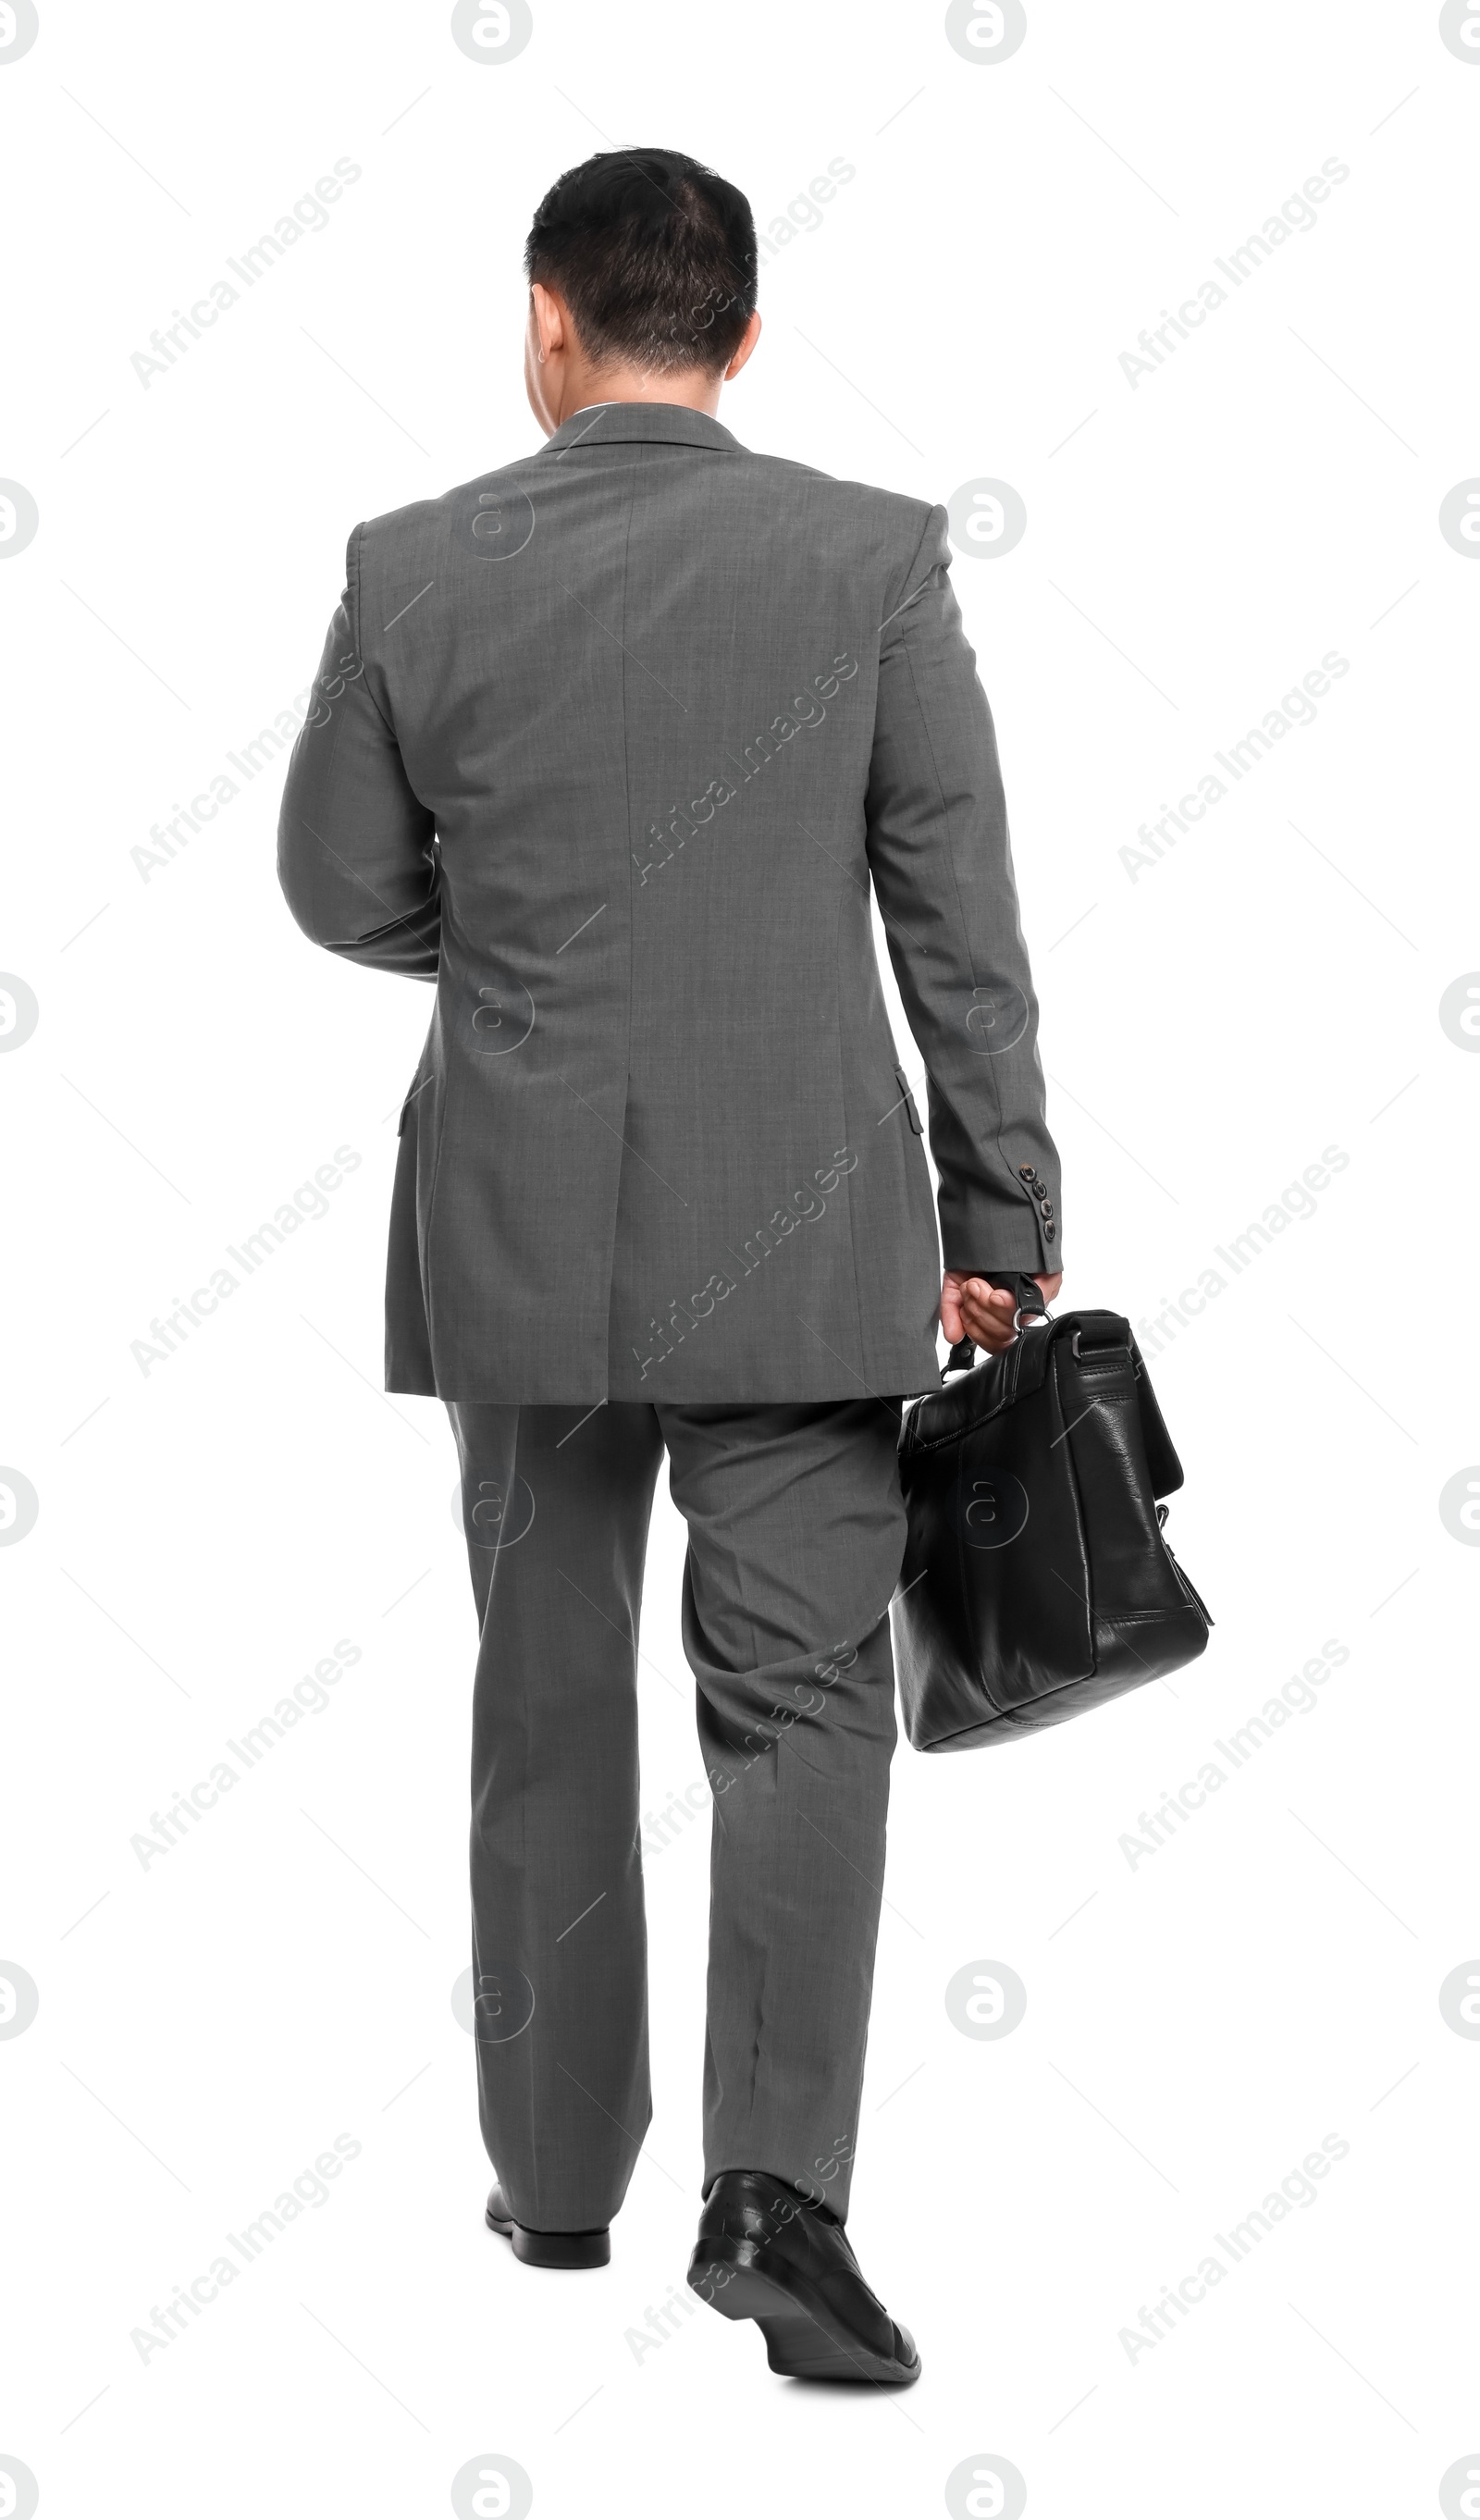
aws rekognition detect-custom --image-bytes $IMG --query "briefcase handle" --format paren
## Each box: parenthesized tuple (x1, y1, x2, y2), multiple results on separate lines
(943, 1271, 1049, 1378)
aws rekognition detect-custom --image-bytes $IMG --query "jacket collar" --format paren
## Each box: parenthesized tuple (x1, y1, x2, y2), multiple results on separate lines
(540, 401, 745, 456)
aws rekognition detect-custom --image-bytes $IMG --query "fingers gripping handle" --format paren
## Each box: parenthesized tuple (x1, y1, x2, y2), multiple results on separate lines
(943, 1271, 1048, 1379)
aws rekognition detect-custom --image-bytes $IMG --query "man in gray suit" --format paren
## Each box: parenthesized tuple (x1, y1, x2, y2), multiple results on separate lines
(279, 148, 1060, 2387)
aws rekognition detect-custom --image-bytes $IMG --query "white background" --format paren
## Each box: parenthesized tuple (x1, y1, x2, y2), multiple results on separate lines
(2, 2, 1477, 2514)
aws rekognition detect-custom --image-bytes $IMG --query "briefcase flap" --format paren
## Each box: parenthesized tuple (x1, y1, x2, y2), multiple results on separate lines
(1125, 1332, 1184, 1498)
(901, 1312, 1186, 1500)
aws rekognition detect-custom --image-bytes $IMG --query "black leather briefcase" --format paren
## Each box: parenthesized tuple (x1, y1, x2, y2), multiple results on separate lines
(894, 1304, 1212, 1751)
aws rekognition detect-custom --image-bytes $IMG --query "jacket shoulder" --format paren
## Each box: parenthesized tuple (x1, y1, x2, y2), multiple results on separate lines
(357, 452, 544, 555)
(736, 450, 937, 542)
(352, 451, 944, 580)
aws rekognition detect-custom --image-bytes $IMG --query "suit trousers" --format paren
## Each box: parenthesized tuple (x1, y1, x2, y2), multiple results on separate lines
(447, 1392, 906, 2231)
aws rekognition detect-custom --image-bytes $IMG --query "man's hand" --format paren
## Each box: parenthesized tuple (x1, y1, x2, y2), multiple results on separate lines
(941, 1270, 1064, 1355)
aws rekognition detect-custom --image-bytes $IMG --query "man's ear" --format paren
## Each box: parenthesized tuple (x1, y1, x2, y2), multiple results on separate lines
(531, 280, 569, 363)
(724, 310, 762, 381)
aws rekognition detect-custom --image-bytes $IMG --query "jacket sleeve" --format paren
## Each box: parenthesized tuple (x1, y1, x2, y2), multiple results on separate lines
(277, 525, 439, 979)
(864, 502, 1061, 1275)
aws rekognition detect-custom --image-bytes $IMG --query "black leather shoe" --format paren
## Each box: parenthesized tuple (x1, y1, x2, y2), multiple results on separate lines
(687, 2169, 920, 2384)
(485, 2184, 610, 2268)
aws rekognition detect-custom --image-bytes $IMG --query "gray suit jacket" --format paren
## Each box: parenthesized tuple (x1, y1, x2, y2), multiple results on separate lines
(278, 402, 1061, 1404)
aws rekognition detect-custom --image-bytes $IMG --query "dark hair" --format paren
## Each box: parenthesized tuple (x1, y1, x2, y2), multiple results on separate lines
(524, 149, 757, 377)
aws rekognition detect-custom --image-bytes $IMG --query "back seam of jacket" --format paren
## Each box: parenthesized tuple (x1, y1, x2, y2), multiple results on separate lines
(602, 469, 641, 1399)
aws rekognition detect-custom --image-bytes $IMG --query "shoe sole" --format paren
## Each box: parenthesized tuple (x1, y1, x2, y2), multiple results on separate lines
(485, 2204, 610, 2268)
(687, 2239, 920, 2384)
